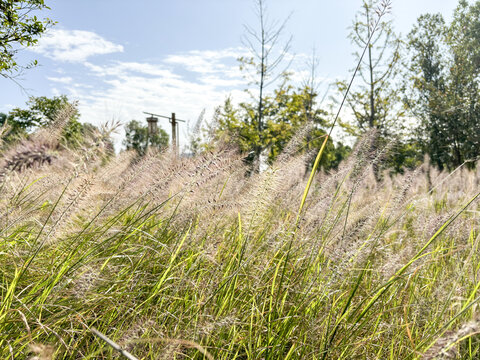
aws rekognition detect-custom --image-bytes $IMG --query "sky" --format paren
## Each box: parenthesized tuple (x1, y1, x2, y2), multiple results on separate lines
(0, 0, 459, 149)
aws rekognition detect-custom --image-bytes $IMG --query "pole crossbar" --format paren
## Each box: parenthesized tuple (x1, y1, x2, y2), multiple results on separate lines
(143, 111, 186, 122)
(143, 111, 186, 158)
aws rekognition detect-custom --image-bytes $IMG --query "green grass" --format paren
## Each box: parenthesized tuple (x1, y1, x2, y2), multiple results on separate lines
(1, 133, 480, 359)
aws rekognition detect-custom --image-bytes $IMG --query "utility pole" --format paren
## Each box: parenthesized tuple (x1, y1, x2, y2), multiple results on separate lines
(171, 113, 177, 157)
(143, 111, 186, 158)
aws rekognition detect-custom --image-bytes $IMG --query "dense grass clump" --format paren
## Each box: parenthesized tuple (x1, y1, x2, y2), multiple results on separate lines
(1, 109, 480, 359)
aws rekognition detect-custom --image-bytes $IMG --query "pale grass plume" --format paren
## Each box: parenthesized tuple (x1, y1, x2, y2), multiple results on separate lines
(28, 343, 55, 360)
(423, 317, 480, 359)
(0, 102, 78, 181)
(30, 100, 79, 147)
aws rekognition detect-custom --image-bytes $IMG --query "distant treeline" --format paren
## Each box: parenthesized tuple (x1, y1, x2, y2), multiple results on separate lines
(197, 0, 480, 174)
(3, 0, 480, 175)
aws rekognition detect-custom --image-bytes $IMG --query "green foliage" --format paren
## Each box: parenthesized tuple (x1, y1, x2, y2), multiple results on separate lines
(1, 133, 480, 359)
(238, 0, 292, 163)
(123, 119, 169, 155)
(1, 95, 85, 146)
(0, 110, 27, 142)
(337, 0, 403, 138)
(62, 117, 86, 147)
(334, 0, 411, 176)
(8, 95, 75, 129)
(213, 83, 350, 170)
(0, 0, 54, 77)
(406, 0, 480, 170)
(384, 139, 424, 174)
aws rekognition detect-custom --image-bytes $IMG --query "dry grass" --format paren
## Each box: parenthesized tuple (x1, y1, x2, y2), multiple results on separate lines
(0, 114, 480, 359)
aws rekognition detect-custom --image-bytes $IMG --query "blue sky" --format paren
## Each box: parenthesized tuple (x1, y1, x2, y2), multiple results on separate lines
(0, 0, 458, 147)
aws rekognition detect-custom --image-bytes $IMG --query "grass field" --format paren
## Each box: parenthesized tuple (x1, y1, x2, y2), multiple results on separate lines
(1, 109, 480, 359)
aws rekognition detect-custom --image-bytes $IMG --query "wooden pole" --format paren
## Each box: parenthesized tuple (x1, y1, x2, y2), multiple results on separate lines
(171, 112, 177, 157)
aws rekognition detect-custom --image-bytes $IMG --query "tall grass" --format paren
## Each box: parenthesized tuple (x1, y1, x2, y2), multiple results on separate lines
(3, 3, 480, 358)
(1, 107, 480, 359)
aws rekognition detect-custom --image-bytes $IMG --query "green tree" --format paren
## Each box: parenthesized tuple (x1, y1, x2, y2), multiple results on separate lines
(334, 0, 419, 176)
(8, 95, 75, 128)
(123, 119, 169, 156)
(406, 0, 480, 170)
(0, 110, 26, 141)
(1, 95, 83, 145)
(213, 82, 350, 170)
(0, 0, 54, 77)
(338, 0, 402, 138)
(238, 0, 292, 165)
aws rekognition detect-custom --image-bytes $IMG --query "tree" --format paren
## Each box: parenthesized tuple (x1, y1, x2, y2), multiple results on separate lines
(8, 95, 75, 128)
(213, 82, 350, 170)
(0, 0, 54, 78)
(338, 0, 402, 138)
(1, 95, 83, 145)
(0, 110, 26, 142)
(123, 119, 169, 156)
(238, 0, 292, 165)
(406, 0, 480, 170)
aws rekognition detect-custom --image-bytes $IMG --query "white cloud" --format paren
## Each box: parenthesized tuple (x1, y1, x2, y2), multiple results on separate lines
(47, 76, 73, 84)
(32, 29, 124, 62)
(46, 46, 326, 150)
(164, 47, 247, 79)
(45, 49, 252, 149)
(197, 75, 245, 88)
(84, 61, 181, 80)
(74, 49, 250, 126)
(73, 59, 249, 149)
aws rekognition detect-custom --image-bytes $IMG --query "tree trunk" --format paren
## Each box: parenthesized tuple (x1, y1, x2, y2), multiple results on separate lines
(367, 6, 375, 129)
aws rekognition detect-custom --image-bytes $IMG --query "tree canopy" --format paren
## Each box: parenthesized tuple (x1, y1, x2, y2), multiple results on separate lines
(238, 0, 293, 167)
(6, 0, 480, 174)
(212, 81, 350, 171)
(0, 95, 92, 147)
(405, 0, 480, 170)
(338, 0, 402, 138)
(123, 119, 169, 156)
(0, 0, 54, 77)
